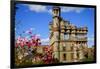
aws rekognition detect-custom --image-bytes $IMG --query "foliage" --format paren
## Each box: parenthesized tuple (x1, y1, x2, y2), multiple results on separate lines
(80, 55, 94, 62)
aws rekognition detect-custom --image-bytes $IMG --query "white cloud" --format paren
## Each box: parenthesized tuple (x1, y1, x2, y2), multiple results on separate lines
(27, 5, 47, 13)
(88, 37, 94, 41)
(88, 37, 94, 47)
(61, 7, 85, 13)
(24, 28, 35, 34)
(36, 34, 41, 37)
(88, 34, 94, 41)
(41, 37, 49, 42)
(41, 37, 49, 45)
(30, 28, 35, 31)
(26, 4, 84, 13)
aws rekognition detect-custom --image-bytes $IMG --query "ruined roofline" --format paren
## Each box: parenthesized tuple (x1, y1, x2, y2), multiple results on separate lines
(49, 20, 88, 30)
(50, 6, 88, 30)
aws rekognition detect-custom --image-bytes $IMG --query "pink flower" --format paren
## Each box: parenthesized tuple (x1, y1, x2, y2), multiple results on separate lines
(31, 35, 36, 40)
(25, 28, 33, 34)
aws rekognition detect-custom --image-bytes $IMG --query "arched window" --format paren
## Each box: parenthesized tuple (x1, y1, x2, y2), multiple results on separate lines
(64, 33, 69, 40)
(63, 53, 66, 61)
(63, 46, 66, 51)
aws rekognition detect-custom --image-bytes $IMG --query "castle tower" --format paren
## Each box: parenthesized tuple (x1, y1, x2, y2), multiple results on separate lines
(49, 6, 88, 63)
(52, 7, 61, 28)
(49, 7, 61, 60)
(52, 6, 61, 17)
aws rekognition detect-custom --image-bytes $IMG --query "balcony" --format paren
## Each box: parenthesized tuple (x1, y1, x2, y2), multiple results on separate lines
(61, 25, 65, 29)
(61, 37, 87, 41)
(76, 37, 87, 41)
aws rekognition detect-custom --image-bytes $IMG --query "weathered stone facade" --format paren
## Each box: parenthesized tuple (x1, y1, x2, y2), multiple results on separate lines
(49, 7, 88, 63)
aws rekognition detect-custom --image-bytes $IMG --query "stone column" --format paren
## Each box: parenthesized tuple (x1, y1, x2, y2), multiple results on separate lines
(73, 44, 78, 62)
(79, 50, 84, 60)
(60, 33, 64, 40)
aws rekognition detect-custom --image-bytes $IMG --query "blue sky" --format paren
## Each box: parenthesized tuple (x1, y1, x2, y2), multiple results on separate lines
(15, 4, 95, 47)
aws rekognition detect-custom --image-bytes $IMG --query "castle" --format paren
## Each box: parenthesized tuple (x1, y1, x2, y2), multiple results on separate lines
(49, 7, 88, 62)
(15, 7, 95, 66)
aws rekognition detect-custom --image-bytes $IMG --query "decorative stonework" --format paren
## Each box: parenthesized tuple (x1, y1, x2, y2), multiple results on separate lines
(49, 7, 88, 62)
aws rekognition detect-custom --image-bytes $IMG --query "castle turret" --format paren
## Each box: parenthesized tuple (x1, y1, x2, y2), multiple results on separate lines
(52, 6, 61, 17)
